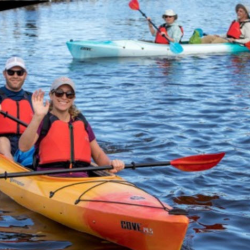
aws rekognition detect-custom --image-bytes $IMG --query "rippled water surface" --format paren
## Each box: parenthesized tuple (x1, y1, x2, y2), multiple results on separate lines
(0, 0, 250, 249)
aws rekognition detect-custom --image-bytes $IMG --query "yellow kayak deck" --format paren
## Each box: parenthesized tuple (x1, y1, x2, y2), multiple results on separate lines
(0, 154, 188, 250)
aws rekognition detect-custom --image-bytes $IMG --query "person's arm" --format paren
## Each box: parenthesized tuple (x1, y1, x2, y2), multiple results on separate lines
(90, 139, 124, 173)
(0, 137, 13, 160)
(19, 90, 49, 151)
(147, 17, 156, 36)
(19, 115, 41, 151)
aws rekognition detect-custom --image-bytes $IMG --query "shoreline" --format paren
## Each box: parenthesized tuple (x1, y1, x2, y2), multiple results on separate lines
(0, 1, 49, 11)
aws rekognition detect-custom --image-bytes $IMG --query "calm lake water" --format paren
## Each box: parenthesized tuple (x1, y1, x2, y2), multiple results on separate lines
(0, 0, 250, 249)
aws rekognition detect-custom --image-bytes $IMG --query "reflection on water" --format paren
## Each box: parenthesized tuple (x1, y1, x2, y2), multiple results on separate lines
(174, 194, 220, 207)
(0, 192, 128, 250)
(174, 194, 227, 233)
(229, 53, 250, 75)
(0, 234, 71, 250)
(0, 215, 33, 228)
(189, 215, 227, 233)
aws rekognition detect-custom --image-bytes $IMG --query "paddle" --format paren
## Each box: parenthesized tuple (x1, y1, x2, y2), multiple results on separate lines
(0, 152, 225, 179)
(128, 0, 183, 54)
(0, 110, 28, 127)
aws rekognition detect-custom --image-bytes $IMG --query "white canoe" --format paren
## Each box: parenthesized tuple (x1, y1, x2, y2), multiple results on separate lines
(66, 40, 250, 60)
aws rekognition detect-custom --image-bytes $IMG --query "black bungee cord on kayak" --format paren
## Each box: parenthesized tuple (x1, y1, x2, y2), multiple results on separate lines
(49, 179, 188, 215)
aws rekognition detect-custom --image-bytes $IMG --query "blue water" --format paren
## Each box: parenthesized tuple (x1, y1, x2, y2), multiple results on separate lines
(0, 0, 250, 249)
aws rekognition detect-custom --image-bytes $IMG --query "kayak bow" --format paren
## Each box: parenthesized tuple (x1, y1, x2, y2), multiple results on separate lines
(0, 154, 188, 250)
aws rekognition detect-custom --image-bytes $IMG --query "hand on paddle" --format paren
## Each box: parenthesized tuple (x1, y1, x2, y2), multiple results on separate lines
(0, 153, 225, 179)
(147, 17, 173, 42)
(129, 0, 183, 54)
(147, 17, 155, 33)
(110, 159, 125, 173)
(227, 38, 235, 43)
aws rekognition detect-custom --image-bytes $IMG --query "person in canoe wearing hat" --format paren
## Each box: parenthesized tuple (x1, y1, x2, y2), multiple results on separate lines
(0, 56, 34, 166)
(18, 76, 125, 176)
(147, 9, 183, 44)
(201, 3, 250, 45)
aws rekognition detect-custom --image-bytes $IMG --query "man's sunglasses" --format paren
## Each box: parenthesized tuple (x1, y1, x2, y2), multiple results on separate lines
(52, 89, 75, 99)
(6, 69, 26, 76)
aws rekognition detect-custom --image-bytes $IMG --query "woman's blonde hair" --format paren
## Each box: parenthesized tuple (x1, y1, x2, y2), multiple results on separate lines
(49, 100, 80, 120)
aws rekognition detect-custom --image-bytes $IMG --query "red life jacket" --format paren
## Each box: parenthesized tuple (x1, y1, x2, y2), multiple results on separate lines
(227, 20, 250, 39)
(155, 24, 184, 44)
(0, 90, 33, 135)
(227, 20, 250, 49)
(38, 114, 91, 166)
(227, 20, 242, 39)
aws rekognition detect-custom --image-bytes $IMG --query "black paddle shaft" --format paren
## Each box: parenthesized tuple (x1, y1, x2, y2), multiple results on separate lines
(0, 110, 28, 127)
(138, 9, 170, 43)
(0, 161, 172, 179)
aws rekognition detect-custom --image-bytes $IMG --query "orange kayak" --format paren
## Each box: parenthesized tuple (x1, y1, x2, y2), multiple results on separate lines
(0, 154, 189, 250)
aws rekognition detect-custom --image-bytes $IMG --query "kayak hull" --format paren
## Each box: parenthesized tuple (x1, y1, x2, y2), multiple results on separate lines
(0, 154, 188, 250)
(66, 39, 249, 60)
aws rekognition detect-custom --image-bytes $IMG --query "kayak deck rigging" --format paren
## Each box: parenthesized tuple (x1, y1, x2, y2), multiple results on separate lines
(0, 154, 189, 250)
(49, 178, 187, 215)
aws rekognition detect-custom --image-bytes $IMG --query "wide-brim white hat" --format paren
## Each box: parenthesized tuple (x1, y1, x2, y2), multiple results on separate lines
(236, 4, 250, 18)
(162, 9, 178, 19)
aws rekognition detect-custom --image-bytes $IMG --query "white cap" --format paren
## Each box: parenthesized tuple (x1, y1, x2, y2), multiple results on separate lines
(162, 9, 178, 19)
(5, 57, 26, 70)
(50, 76, 76, 92)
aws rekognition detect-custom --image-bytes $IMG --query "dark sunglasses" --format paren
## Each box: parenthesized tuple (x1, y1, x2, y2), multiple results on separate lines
(163, 15, 173, 18)
(52, 89, 75, 99)
(6, 69, 25, 76)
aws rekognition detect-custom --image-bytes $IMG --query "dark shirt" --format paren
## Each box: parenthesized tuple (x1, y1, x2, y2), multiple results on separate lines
(0, 86, 29, 102)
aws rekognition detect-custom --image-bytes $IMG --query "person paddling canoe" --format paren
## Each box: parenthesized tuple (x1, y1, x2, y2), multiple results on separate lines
(147, 9, 183, 44)
(202, 3, 250, 46)
(18, 76, 124, 176)
(0, 57, 34, 163)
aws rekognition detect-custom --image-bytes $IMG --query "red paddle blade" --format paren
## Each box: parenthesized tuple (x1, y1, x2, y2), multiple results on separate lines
(129, 0, 139, 10)
(170, 152, 225, 172)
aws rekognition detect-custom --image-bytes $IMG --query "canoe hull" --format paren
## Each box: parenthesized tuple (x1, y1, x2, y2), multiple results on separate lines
(66, 40, 249, 60)
(0, 155, 188, 250)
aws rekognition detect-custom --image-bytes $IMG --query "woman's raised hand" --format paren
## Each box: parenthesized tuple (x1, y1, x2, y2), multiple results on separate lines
(32, 89, 50, 118)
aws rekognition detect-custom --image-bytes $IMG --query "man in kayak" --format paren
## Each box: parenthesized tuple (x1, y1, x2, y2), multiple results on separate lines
(201, 3, 250, 45)
(0, 57, 34, 164)
(147, 9, 183, 44)
(18, 76, 125, 176)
